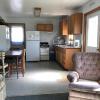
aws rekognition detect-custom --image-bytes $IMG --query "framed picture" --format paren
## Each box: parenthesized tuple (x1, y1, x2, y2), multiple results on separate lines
(74, 40, 80, 47)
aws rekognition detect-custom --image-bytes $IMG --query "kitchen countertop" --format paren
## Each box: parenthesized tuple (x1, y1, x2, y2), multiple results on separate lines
(55, 45, 81, 49)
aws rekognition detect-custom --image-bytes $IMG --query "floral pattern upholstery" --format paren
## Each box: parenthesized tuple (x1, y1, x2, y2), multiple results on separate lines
(73, 52, 100, 81)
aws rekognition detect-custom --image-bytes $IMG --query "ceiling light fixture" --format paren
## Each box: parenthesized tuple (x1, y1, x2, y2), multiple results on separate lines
(34, 7, 41, 17)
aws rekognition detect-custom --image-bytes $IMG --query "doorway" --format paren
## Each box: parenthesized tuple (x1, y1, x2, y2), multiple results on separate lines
(86, 11, 100, 52)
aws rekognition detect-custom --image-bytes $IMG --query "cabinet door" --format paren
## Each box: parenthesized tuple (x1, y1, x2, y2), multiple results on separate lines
(70, 13, 83, 34)
(37, 24, 53, 32)
(45, 24, 53, 32)
(59, 48, 62, 65)
(59, 16, 69, 36)
(70, 15, 75, 34)
(74, 13, 83, 34)
(59, 21, 62, 35)
(62, 49, 67, 69)
(65, 48, 81, 70)
(55, 47, 81, 70)
(37, 24, 45, 31)
(65, 49, 74, 69)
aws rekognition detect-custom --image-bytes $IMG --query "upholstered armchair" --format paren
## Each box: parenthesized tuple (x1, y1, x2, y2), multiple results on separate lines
(0, 75, 6, 100)
(67, 52, 100, 100)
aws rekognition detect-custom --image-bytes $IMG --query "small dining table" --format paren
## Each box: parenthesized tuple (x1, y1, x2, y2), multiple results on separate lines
(6, 50, 22, 79)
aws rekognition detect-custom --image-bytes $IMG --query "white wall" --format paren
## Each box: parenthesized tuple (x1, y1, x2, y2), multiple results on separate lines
(1, 15, 7, 22)
(7, 17, 60, 46)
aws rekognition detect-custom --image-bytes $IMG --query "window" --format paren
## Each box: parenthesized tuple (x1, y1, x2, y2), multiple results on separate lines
(87, 16, 98, 47)
(11, 26, 24, 43)
(10, 24, 25, 48)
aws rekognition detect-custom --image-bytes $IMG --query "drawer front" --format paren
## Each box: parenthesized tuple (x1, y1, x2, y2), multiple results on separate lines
(40, 55, 49, 60)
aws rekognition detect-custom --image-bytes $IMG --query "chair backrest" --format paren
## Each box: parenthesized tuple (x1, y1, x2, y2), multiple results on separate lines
(20, 49, 25, 71)
(73, 52, 100, 81)
(0, 52, 5, 66)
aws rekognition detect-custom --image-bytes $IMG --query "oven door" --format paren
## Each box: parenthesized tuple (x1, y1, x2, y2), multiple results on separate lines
(40, 48, 49, 55)
(40, 55, 49, 60)
(40, 47, 49, 60)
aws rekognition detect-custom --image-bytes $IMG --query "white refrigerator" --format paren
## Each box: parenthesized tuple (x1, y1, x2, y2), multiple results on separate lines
(26, 31, 40, 61)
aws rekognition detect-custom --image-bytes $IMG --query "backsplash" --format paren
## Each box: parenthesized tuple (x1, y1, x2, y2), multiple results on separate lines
(52, 34, 65, 45)
(52, 34, 82, 47)
(74, 34, 82, 47)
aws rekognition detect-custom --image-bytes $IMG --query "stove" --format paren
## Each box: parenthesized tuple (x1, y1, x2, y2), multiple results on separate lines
(40, 42, 49, 48)
(40, 42, 49, 60)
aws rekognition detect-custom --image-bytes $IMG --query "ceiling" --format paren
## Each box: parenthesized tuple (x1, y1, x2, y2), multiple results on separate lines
(0, 0, 90, 17)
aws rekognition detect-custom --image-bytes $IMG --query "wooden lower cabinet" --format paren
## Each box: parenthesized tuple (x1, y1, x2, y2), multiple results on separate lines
(55, 47, 81, 70)
(55, 47, 62, 65)
(63, 48, 81, 70)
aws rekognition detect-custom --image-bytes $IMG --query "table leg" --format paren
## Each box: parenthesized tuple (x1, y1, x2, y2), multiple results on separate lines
(16, 57, 18, 79)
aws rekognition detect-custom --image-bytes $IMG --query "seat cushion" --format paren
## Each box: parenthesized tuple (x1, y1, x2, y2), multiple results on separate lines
(69, 79, 100, 93)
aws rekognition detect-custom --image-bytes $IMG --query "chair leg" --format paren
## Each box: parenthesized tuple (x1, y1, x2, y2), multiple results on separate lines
(8, 64, 11, 77)
(8, 64, 13, 77)
(21, 68, 24, 77)
(20, 64, 24, 77)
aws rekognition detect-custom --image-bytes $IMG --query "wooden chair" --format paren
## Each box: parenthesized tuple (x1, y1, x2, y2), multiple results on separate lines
(9, 49, 26, 77)
(0, 51, 9, 78)
(7, 58, 16, 77)
(17, 49, 26, 76)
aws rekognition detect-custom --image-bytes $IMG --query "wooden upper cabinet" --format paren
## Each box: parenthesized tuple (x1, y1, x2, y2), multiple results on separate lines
(70, 13, 83, 34)
(37, 24, 53, 32)
(59, 16, 69, 36)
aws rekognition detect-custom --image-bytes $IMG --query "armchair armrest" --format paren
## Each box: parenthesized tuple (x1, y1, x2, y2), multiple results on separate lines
(67, 71, 79, 83)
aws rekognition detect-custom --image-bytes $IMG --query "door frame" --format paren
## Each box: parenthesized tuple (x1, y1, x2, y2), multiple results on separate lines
(83, 7, 100, 52)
